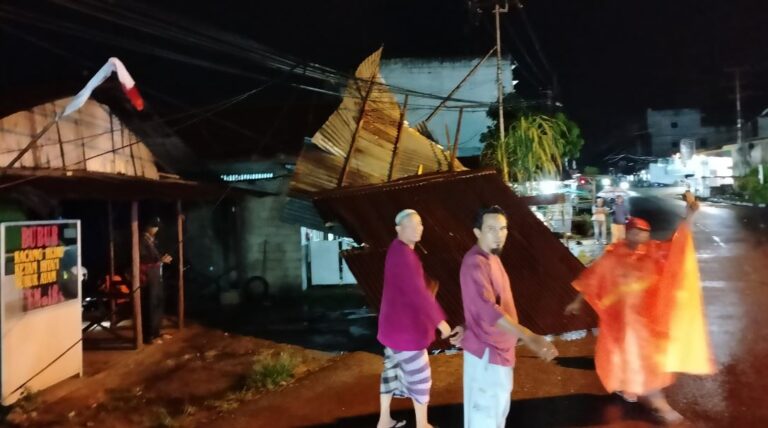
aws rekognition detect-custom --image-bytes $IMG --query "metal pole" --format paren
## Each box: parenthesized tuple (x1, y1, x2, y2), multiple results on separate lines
(4, 116, 59, 170)
(736, 70, 742, 147)
(176, 201, 185, 329)
(131, 201, 143, 349)
(495, 3, 506, 144)
(451, 108, 464, 170)
(421, 47, 496, 125)
(495, 2, 509, 182)
(338, 72, 377, 187)
(108, 201, 117, 327)
(735, 70, 745, 171)
(388, 94, 409, 181)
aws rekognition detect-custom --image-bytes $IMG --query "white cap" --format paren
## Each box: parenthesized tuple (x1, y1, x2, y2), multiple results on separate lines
(395, 209, 418, 225)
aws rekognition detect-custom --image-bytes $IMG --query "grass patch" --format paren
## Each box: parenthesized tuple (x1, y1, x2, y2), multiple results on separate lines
(203, 351, 299, 414)
(245, 352, 297, 390)
(146, 406, 177, 428)
(204, 389, 252, 413)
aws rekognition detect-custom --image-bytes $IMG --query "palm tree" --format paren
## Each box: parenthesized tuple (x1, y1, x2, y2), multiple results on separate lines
(482, 114, 575, 184)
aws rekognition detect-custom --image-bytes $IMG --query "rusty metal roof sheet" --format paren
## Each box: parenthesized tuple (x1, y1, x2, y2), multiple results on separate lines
(312, 169, 597, 335)
(290, 48, 465, 195)
(0, 170, 232, 202)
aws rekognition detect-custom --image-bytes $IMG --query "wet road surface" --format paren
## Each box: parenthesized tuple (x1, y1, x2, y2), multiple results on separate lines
(314, 195, 768, 427)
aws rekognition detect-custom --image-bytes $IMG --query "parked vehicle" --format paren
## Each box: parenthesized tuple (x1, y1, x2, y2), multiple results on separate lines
(597, 186, 630, 203)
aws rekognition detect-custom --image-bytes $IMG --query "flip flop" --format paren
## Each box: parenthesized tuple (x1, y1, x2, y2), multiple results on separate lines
(615, 391, 638, 403)
(653, 407, 684, 425)
(385, 420, 406, 428)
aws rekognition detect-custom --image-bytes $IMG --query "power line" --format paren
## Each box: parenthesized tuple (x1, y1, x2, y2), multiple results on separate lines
(500, 11, 550, 88)
(1, 3, 508, 108)
(514, 0, 556, 82)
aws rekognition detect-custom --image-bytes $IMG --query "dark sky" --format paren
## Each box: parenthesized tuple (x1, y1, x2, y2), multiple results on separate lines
(2, 0, 768, 166)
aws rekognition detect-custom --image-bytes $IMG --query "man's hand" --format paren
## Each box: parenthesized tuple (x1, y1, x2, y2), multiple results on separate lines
(524, 334, 558, 362)
(564, 295, 583, 316)
(161, 254, 173, 264)
(448, 325, 464, 347)
(437, 321, 451, 339)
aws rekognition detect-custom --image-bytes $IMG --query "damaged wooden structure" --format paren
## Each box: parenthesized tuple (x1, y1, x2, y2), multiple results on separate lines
(288, 48, 596, 335)
(0, 96, 223, 349)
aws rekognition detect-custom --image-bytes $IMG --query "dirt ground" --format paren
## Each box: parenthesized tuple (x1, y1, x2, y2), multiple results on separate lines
(3, 324, 335, 428)
(4, 322, 761, 427)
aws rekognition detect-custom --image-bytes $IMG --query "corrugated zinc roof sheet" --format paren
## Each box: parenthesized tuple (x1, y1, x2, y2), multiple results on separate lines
(290, 48, 465, 195)
(313, 169, 597, 335)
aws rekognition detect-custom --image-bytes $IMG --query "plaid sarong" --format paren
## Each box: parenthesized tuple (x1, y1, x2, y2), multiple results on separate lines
(380, 347, 432, 405)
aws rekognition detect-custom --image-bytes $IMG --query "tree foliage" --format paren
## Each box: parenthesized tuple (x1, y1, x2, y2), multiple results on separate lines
(480, 93, 585, 183)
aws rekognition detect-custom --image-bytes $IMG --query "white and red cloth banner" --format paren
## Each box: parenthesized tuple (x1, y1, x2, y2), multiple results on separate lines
(61, 57, 144, 117)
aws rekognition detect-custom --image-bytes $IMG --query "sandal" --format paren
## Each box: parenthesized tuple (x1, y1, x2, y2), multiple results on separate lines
(615, 391, 638, 403)
(653, 407, 684, 424)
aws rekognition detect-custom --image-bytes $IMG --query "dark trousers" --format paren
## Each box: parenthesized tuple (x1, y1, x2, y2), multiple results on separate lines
(141, 265, 164, 343)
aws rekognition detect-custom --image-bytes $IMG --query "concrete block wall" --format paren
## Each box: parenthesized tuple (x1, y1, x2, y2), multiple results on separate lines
(183, 195, 303, 297)
(240, 195, 303, 296)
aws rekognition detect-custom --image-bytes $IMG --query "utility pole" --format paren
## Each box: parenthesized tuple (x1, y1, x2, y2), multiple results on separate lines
(726, 67, 751, 173)
(494, 1, 509, 181)
(735, 69, 743, 147)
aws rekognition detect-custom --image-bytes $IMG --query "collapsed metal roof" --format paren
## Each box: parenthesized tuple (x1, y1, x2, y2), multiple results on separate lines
(312, 169, 597, 336)
(290, 48, 465, 196)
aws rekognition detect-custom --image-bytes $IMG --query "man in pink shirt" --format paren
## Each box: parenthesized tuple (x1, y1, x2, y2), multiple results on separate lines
(457, 206, 559, 427)
(377, 209, 457, 428)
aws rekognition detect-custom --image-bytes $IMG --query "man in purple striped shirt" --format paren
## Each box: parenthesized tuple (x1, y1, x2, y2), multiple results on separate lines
(457, 206, 558, 427)
(377, 209, 457, 428)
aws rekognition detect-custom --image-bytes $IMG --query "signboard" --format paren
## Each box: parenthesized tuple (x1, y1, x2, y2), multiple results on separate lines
(7, 223, 79, 311)
(1, 220, 82, 404)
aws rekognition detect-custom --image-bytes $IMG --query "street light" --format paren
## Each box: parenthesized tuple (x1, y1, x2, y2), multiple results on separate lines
(539, 180, 561, 194)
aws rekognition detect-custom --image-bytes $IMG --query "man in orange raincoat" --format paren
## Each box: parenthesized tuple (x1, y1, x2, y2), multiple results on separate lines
(565, 213, 716, 423)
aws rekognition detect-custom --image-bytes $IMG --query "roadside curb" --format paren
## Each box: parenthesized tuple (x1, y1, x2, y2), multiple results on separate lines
(706, 198, 767, 208)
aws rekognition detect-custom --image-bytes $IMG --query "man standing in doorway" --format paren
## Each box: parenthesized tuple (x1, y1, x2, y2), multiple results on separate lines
(140, 217, 172, 344)
(611, 195, 629, 243)
(376, 209, 456, 428)
(456, 206, 559, 428)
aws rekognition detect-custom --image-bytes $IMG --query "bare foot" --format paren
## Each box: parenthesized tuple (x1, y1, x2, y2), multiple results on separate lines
(642, 393, 684, 424)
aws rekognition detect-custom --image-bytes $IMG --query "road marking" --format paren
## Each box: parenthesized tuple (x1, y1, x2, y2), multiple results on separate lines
(712, 235, 726, 247)
(702, 281, 728, 288)
(696, 223, 710, 232)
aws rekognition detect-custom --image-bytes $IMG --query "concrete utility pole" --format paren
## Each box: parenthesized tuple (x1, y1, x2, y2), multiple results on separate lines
(726, 67, 751, 173)
(493, 1, 509, 181)
(735, 69, 743, 147)
(494, 1, 509, 143)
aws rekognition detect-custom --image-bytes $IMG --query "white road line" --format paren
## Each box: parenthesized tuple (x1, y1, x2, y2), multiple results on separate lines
(696, 223, 710, 232)
(701, 281, 729, 288)
(712, 235, 726, 247)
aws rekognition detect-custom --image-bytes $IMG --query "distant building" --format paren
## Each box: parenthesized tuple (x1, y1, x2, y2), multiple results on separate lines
(646, 108, 736, 158)
(380, 56, 516, 157)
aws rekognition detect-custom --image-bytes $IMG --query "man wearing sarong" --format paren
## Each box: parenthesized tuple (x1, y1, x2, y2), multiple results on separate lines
(377, 209, 457, 428)
(565, 215, 716, 423)
(456, 206, 559, 428)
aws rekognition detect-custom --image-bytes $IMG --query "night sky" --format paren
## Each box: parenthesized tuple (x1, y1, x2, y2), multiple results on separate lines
(2, 0, 767, 167)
